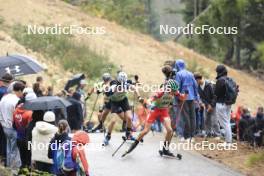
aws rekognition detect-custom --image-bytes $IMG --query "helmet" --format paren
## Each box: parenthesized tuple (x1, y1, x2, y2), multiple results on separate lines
(117, 72, 127, 83)
(166, 79, 179, 92)
(102, 73, 111, 82)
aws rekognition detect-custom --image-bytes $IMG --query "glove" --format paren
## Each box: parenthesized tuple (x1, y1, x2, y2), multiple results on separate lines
(179, 93, 187, 101)
(96, 90, 102, 95)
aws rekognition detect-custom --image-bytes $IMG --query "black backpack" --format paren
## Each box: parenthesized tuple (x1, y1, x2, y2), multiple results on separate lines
(222, 77, 239, 105)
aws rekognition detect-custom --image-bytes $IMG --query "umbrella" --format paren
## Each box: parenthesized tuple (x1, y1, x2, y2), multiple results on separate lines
(23, 96, 72, 111)
(64, 73, 85, 91)
(0, 54, 44, 76)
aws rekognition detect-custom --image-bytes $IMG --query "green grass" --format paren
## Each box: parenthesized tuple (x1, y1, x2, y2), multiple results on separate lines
(246, 151, 264, 167)
(11, 24, 116, 79)
(65, 0, 148, 33)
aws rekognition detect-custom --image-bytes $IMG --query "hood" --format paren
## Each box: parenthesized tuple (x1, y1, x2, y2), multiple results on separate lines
(35, 121, 57, 135)
(175, 59, 186, 71)
(54, 132, 70, 142)
(216, 65, 227, 79)
(72, 131, 89, 145)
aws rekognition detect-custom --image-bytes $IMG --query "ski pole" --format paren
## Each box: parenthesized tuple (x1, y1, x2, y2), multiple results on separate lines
(87, 94, 99, 123)
(112, 136, 127, 157)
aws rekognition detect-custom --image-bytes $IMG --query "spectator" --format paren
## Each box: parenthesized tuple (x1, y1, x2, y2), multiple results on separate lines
(33, 76, 46, 97)
(13, 88, 37, 169)
(0, 82, 25, 170)
(31, 111, 57, 172)
(72, 131, 90, 176)
(76, 79, 88, 117)
(47, 86, 54, 96)
(48, 120, 71, 175)
(67, 92, 84, 132)
(248, 107, 264, 146)
(0, 73, 14, 165)
(215, 64, 238, 144)
(175, 59, 199, 141)
(238, 108, 253, 141)
(194, 73, 220, 137)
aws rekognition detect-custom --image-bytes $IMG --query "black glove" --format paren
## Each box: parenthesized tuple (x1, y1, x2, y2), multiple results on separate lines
(96, 90, 102, 95)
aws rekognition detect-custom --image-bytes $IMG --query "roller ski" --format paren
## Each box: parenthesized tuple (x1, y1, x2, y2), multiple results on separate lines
(158, 149, 182, 160)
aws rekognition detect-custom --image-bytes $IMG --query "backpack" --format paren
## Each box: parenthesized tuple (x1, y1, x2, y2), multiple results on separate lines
(52, 140, 78, 174)
(222, 77, 239, 105)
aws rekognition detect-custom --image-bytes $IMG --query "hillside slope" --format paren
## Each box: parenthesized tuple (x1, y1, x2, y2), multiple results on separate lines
(0, 0, 263, 109)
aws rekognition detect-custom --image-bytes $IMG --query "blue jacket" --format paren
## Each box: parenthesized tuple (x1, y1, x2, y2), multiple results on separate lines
(175, 59, 199, 101)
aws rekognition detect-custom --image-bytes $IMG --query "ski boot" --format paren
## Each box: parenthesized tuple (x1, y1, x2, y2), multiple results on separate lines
(102, 134, 111, 146)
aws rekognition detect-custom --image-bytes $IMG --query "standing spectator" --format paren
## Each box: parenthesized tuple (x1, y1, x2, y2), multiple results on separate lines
(72, 131, 90, 176)
(175, 59, 199, 141)
(33, 76, 46, 97)
(0, 82, 25, 170)
(0, 73, 14, 165)
(215, 64, 238, 144)
(67, 92, 84, 132)
(194, 73, 220, 137)
(76, 79, 88, 117)
(48, 120, 71, 175)
(31, 111, 57, 173)
(13, 88, 36, 169)
(47, 86, 54, 96)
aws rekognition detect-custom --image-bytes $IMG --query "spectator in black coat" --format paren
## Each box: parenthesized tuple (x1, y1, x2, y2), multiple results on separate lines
(67, 92, 84, 132)
(194, 73, 220, 137)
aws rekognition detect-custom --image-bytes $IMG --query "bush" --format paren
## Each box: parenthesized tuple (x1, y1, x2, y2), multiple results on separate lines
(246, 151, 264, 167)
(11, 24, 116, 79)
(66, 0, 148, 33)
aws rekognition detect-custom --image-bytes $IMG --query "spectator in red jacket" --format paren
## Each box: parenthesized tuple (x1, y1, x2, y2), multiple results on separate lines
(13, 88, 37, 168)
(72, 131, 90, 176)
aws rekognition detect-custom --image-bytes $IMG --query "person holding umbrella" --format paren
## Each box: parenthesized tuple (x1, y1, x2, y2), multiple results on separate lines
(67, 92, 84, 132)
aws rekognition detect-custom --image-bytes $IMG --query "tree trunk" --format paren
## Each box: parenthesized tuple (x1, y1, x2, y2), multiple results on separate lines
(235, 36, 241, 68)
(224, 37, 234, 64)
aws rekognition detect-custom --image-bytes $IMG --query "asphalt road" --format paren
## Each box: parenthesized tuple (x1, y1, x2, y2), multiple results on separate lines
(86, 133, 242, 176)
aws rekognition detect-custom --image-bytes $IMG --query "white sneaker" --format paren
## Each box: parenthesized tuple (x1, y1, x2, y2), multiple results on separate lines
(179, 137, 185, 142)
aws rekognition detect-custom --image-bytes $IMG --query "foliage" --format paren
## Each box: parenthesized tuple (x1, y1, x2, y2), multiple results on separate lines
(65, 0, 148, 33)
(180, 0, 264, 72)
(11, 24, 116, 79)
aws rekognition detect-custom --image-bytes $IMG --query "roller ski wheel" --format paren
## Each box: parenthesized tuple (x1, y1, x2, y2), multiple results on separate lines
(158, 150, 182, 160)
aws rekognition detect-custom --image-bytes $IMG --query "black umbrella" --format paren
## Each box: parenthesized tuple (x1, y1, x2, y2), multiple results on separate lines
(23, 96, 72, 111)
(64, 73, 85, 91)
(0, 54, 44, 76)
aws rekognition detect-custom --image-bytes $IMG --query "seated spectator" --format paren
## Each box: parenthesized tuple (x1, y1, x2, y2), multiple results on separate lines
(31, 111, 57, 173)
(238, 108, 254, 141)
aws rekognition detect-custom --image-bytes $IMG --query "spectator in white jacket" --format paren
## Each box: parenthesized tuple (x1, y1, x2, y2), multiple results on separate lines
(31, 111, 57, 173)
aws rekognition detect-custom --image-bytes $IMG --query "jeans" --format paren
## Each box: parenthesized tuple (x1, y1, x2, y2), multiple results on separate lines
(204, 109, 221, 136)
(3, 127, 21, 169)
(215, 103, 232, 142)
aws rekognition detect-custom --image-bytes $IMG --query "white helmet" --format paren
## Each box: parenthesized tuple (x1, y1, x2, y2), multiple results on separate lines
(117, 72, 127, 83)
(102, 73, 111, 82)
